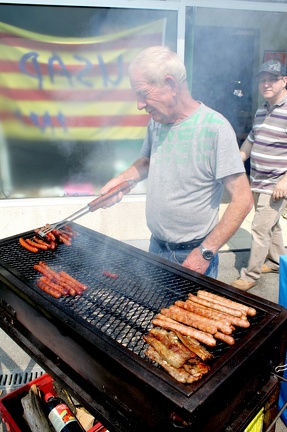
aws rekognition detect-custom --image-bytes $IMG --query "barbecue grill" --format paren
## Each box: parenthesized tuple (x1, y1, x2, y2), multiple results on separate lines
(0, 223, 286, 431)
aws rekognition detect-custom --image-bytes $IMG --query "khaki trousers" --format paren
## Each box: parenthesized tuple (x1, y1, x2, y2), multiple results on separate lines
(240, 192, 286, 282)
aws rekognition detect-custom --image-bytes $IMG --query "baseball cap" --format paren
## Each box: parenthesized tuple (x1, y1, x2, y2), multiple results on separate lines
(256, 59, 286, 77)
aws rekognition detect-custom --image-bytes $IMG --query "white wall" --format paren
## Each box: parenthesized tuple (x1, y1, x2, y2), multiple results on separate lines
(0, 195, 151, 247)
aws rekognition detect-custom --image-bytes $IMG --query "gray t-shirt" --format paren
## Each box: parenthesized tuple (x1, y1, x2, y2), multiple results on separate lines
(140, 103, 245, 243)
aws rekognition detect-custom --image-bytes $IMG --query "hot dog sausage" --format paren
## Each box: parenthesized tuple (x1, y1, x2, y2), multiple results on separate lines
(197, 290, 256, 316)
(188, 294, 244, 318)
(161, 307, 218, 335)
(152, 317, 217, 347)
(214, 331, 235, 345)
(170, 304, 233, 335)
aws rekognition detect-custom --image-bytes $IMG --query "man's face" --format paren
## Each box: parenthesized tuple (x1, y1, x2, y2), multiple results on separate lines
(130, 69, 177, 124)
(258, 72, 287, 103)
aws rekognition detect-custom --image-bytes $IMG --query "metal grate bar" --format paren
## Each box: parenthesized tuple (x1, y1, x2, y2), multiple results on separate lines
(0, 367, 45, 393)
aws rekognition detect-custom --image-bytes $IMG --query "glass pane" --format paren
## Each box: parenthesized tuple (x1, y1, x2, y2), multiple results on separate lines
(0, 4, 177, 199)
(186, 5, 287, 179)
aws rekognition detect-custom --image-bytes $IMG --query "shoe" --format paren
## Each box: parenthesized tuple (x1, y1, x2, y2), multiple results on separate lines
(261, 263, 278, 274)
(230, 279, 256, 291)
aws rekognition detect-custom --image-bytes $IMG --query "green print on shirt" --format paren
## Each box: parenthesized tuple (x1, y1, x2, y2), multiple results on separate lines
(156, 112, 221, 165)
(202, 112, 224, 126)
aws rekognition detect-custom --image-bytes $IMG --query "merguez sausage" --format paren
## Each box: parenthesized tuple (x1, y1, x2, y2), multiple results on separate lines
(19, 237, 39, 253)
(39, 276, 69, 296)
(36, 279, 61, 298)
(58, 271, 88, 291)
(102, 271, 119, 279)
(26, 238, 48, 251)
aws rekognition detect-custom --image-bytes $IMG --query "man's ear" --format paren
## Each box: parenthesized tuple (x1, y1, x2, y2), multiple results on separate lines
(165, 76, 178, 93)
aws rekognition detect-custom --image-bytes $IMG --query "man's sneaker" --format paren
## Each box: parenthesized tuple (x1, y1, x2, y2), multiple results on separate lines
(261, 263, 278, 274)
(230, 279, 256, 291)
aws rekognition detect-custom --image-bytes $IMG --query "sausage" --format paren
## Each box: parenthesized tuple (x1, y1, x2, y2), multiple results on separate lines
(37, 261, 60, 280)
(59, 235, 72, 246)
(170, 304, 233, 335)
(187, 294, 244, 318)
(102, 271, 119, 279)
(35, 263, 79, 296)
(58, 271, 87, 291)
(176, 300, 232, 325)
(161, 307, 218, 335)
(197, 290, 256, 317)
(33, 236, 53, 249)
(214, 331, 235, 346)
(184, 300, 250, 329)
(51, 230, 72, 246)
(26, 238, 48, 251)
(36, 279, 61, 298)
(46, 232, 56, 242)
(39, 276, 69, 296)
(152, 317, 217, 347)
(57, 278, 78, 296)
(19, 237, 39, 253)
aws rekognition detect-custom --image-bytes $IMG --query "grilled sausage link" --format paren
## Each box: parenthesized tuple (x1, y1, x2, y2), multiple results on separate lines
(36, 279, 61, 298)
(19, 237, 39, 253)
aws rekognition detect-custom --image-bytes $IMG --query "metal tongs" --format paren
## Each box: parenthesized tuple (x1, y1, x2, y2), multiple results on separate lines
(37, 179, 137, 239)
(265, 362, 287, 432)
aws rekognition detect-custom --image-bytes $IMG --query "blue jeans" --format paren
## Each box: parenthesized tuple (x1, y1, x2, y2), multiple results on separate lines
(149, 236, 219, 279)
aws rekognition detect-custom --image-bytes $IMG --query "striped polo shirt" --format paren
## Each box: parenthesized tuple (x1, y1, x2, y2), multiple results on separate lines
(248, 94, 287, 194)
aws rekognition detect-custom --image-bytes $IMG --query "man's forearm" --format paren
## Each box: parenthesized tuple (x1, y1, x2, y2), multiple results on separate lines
(202, 197, 253, 253)
(201, 174, 253, 253)
(240, 138, 252, 162)
(117, 157, 150, 183)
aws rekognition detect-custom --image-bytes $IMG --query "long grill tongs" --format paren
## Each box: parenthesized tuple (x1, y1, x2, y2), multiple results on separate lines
(37, 180, 136, 238)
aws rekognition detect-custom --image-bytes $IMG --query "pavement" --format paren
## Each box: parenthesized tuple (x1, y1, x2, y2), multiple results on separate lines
(0, 205, 287, 431)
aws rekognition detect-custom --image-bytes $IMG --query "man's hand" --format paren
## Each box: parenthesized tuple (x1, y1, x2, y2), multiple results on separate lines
(182, 248, 211, 275)
(100, 177, 126, 208)
(272, 176, 287, 201)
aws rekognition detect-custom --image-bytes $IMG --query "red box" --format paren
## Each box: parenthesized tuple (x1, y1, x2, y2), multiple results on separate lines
(0, 373, 107, 432)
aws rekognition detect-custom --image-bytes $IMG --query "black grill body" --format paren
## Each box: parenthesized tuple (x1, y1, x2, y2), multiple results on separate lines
(0, 224, 286, 431)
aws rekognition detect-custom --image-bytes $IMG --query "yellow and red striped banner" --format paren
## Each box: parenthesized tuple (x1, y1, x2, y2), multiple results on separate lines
(0, 19, 166, 141)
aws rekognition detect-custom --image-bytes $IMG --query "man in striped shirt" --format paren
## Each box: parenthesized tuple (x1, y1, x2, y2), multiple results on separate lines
(232, 59, 287, 291)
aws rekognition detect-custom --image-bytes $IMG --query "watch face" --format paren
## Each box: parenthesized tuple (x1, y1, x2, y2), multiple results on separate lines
(202, 250, 214, 260)
(199, 245, 214, 260)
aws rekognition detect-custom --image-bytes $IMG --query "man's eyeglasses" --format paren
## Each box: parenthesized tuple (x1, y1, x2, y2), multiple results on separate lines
(258, 77, 283, 85)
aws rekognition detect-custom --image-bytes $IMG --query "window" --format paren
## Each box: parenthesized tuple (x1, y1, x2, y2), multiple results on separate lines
(0, 4, 177, 199)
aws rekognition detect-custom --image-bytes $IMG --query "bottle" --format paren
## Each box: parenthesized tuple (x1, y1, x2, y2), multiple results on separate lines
(44, 392, 85, 432)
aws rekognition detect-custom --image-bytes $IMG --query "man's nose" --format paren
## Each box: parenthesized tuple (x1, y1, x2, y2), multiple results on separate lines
(137, 97, 146, 110)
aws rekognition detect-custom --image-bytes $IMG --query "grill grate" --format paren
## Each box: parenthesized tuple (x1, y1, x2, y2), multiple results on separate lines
(0, 227, 265, 363)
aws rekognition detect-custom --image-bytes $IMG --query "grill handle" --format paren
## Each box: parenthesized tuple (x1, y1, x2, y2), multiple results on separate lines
(88, 180, 137, 212)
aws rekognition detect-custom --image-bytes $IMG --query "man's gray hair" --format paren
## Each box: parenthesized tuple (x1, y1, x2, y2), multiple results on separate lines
(128, 46, 187, 86)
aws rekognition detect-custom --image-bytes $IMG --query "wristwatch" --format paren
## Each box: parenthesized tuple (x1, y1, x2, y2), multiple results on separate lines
(198, 244, 215, 261)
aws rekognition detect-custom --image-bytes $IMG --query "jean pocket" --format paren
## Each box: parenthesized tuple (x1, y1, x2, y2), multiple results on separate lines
(172, 250, 190, 265)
